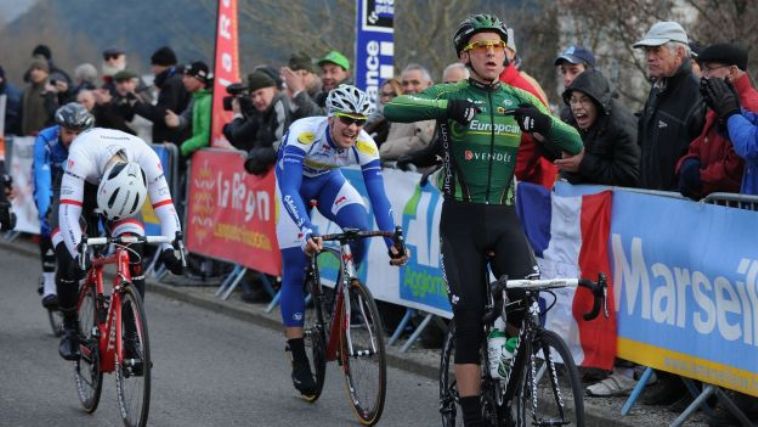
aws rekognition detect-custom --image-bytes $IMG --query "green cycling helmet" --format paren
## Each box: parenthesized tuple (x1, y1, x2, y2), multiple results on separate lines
(453, 14, 509, 55)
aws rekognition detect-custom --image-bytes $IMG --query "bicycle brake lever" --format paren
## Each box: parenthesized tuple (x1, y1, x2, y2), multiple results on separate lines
(602, 285, 609, 319)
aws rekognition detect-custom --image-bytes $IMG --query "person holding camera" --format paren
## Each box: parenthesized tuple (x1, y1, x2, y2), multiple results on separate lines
(91, 69, 148, 135)
(223, 70, 292, 176)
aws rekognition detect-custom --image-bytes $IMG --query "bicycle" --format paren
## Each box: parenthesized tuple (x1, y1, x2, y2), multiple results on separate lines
(73, 232, 185, 427)
(439, 272, 608, 427)
(302, 226, 406, 426)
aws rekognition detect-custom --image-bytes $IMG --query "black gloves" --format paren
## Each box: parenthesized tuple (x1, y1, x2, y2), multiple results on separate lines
(513, 104, 552, 135)
(678, 158, 702, 200)
(700, 78, 741, 121)
(446, 100, 480, 125)
(160, 248, 184, 275)
(244, 146, 277, 176)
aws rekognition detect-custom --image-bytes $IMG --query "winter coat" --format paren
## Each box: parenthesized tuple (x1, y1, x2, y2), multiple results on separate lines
(727, 111, 758, 195)
(180, 89, 212, 157)
(561, 69, 639, 186)
(675, 73, 758, 197)
(638, 59, 706, 190)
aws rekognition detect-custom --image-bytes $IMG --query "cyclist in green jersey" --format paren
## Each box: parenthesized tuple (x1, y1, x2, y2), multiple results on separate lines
(384, 14, 583, 427)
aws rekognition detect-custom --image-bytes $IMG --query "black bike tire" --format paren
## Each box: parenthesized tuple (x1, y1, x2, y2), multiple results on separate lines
(341, 280, 386, 426)
(439, 321, 460, 427)
(517, 329, 585, 427)
(304, 274, 328, 402)
(75, 282, 103, 413)
(115, 285, 151, 427)
(48, 308, 64, 337)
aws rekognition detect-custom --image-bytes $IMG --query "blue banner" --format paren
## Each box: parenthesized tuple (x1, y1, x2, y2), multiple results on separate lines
(354, 0, 395, 110)
(141, 144, 172, 235)
(611, 190, 758, 396)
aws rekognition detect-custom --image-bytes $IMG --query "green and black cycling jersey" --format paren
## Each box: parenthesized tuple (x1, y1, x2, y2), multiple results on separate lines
(384, 79, 583, 205)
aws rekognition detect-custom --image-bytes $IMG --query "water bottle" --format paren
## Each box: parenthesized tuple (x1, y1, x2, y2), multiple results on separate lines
(497, 337, 520, 379)
(487, 318, 507, 378)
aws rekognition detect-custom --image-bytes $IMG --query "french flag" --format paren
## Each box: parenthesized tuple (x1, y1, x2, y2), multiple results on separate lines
(516, 182, 617, 370)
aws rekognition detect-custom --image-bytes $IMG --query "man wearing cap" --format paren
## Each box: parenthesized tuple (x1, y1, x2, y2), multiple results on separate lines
(164, 61, 213, 158)
(101, 48, 127, 95)
(21, 56, 58, 135)
(634, 21, 705, 192)
(91, 70, 150, 135)
(132, 46, 190, 144)
(281, 51, 322, 102)
(288, 50, 353, 119)
(675, 43, 758, 199)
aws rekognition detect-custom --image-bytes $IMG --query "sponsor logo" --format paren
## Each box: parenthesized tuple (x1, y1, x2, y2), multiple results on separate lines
(334, 195, 348, 207)
(297, 131, 316, 145)
(463, 151, 513, 163)
(468, 119, 520, 134)
(356, 139, 378, 156)
(464, 150, 473, 161)
(658, 120, 668, 129)
(67, 159, 75, 170)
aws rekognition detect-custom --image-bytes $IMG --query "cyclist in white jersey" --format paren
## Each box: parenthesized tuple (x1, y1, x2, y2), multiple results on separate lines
(55, 127, 183, 360)
(275, 85, 408, 397)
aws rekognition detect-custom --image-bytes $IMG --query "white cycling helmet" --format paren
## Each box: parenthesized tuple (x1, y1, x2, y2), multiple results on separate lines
(97, 161, 148, 221)
(325, 84, 373, 117)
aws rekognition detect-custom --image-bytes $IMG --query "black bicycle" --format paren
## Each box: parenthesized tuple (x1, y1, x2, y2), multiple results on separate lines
(440, 273, 608, 426)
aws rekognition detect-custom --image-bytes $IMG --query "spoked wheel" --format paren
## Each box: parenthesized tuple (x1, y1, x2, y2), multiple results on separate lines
(47, 308, 65, 337)
(515, 329, 584, 427)
(439, 322, 462, 427)
(341, 279, 386, 426)
(116, 285, 151, 427)
(303, 277, 328, 402)
(75, 283, 103, 412)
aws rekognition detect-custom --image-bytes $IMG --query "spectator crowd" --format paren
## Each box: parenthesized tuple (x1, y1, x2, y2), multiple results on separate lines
(2, 17, 757, 423)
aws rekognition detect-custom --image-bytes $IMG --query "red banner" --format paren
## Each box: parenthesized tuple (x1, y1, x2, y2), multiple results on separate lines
(186, 150, 281, 275)
(210, 0, 240, 148)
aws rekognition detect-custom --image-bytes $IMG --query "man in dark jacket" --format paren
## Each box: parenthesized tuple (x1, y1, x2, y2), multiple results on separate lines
(224, 71, 292, 175)
(634, 21, 705, 191)
(0, 66, 22, 135)
(557, 69, 639, 186)
(131, 46, 190, 143)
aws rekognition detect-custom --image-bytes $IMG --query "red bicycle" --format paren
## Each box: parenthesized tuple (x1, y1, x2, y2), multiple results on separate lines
(74, 233, 184, 427)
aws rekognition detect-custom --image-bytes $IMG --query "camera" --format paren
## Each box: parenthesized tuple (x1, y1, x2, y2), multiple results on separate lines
(222, 82, 251, 112)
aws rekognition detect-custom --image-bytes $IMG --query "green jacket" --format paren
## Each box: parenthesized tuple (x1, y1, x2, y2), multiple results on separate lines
(384, 80, 583, 205)
(180, 89, 212, 157)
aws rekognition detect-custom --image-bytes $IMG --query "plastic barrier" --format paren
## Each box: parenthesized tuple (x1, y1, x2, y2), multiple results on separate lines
(6, 136, 40, 234)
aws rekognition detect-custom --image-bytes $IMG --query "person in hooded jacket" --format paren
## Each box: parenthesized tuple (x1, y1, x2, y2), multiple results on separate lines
(556, 69, 639, 187)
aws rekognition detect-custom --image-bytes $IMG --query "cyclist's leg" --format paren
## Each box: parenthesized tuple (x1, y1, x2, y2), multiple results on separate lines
(315, 171, 369, 263)
(440, 200, 488, 425)
(275, 177, 318, 395)
(488, 205, 539, 332)
(39, 234, 58, 307)
(109, 217, 146, 298)
(54, 241, 82, 360)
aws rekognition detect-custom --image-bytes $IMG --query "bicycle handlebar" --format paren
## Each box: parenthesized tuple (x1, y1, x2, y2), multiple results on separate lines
(78, 231, 186, 271)
(315, 226, 406, 266)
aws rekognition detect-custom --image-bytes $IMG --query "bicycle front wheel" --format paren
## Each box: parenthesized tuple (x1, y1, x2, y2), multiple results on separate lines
(303, 275, 328, 402)
(115, 285, 151, 427)
(341, 279, 386, 426)
(439, 321, 463, 427)
(75, 282, 103, 412)
(516, 329, 584, 427)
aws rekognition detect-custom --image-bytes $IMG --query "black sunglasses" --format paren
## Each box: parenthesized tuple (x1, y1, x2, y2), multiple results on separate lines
(336, 114, 367, 127)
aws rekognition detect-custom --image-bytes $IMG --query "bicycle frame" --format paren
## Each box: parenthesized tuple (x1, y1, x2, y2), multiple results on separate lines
(78, 245, 133, 374)
(318, 242, 357, 364)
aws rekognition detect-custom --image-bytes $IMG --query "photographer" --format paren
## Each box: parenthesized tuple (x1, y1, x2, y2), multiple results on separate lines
(91, 70, 150, 135)
(223, 71, 292, 175)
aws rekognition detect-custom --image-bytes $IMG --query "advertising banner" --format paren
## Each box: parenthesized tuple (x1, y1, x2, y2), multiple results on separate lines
(185, 149, 280, 275)
(210, 0, 240, 148)
(140, 144, 172, 236)
(354, 0, 395, 110)
(611, 190, 758, 397)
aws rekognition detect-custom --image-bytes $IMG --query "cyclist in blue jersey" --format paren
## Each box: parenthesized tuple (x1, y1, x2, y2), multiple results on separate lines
(32, 102, 94, 308)
(275, 84, 409, 397)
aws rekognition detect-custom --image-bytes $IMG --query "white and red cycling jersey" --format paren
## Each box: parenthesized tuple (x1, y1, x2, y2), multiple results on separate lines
(58, 127, 181, 256)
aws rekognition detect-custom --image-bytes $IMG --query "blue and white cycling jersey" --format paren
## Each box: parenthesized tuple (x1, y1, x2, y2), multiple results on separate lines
(33, 125, 69, 236)
(275, 116, 395, 248)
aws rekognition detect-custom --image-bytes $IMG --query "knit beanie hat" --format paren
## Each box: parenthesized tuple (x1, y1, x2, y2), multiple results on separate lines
(289, 51, 316, 73)
(29, 55, 50, 73)
(32, 44, 52, 60)
(151, 46, 178, 66)
(247, 71, 276, 92)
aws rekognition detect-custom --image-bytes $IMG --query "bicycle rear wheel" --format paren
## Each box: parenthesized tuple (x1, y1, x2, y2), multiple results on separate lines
(47, 308, 64, 337)
(116, 285, 151, 427)
(75, 282, 103, 412)
(516, 329, 584, 427)
(303, 274, 328, 402)
(341, 279, 386, 426)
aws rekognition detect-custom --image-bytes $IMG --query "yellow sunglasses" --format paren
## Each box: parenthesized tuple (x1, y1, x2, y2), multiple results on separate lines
(335, 112, 367, 127)
(463, 39, 507, 53)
